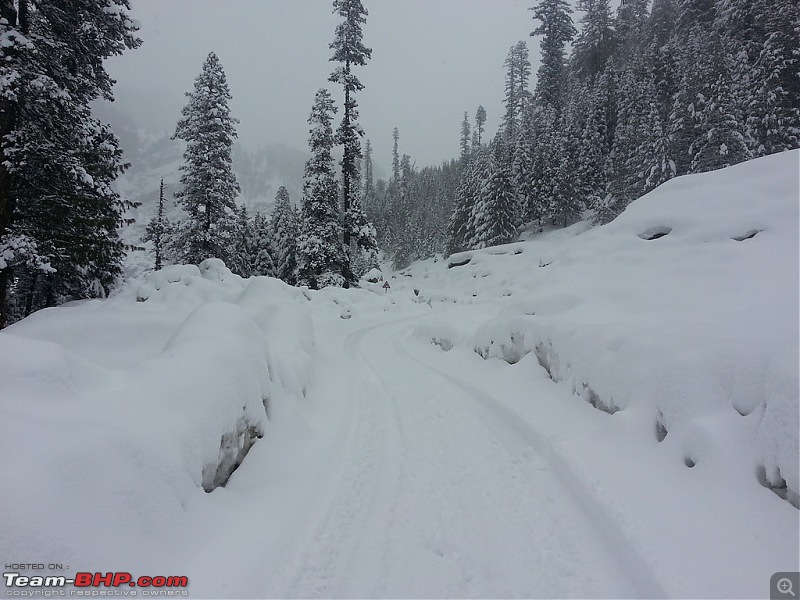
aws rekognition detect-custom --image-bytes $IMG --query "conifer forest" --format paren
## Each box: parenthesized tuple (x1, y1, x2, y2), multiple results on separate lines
(0, 0, 797, 317)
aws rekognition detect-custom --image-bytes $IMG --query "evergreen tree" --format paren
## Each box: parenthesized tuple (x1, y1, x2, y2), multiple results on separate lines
(270, 186, 298, 284)
(329, 0, 372, 278)
(0, 0, 141, 326)
(363, 139, 374, 199)
(391, 127, 401, 181)
(296, 89, 344, 290)
(649, 0, 678, 49)
(250, 211, 276, 277)
(647, 0, 678, 132)
(690, 48, 752, 173)
(549, 129, 583, 228)
(615, 0, 649, 64)
(636, 76, 677, 193)
(230, 205, 255, 277)
(344, 185, 378, 278)
(475, 105, 487, 147)
(143, 179, 172, 271)
(575, 71, 614, 214)
(448, 152, 487, 254)
(572, 0, 615, 82)
(606, 68, 647, 216)
(512, 102, 539, 224)
(668, 26, 714, 174)
(472, 135, 518, 249)
(460, 112, 471, 163)
(172, 52, 240, 266)
(503, 41, 532, 141)
(675, 0, 716, 39)
(752, 0, 800, 154)
(530, 0, 577, 115)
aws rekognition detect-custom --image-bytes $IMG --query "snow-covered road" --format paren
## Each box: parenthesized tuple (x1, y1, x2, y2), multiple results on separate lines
(181, 312, 667, 598)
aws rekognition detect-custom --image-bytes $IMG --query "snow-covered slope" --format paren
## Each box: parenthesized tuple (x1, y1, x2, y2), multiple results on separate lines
(400, 149, 800, 506)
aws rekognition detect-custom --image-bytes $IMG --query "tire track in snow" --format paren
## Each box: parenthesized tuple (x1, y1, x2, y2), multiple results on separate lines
(291, 314, 666, 598)
(288, 319, 412, 598)
(391, 325, 668, 599)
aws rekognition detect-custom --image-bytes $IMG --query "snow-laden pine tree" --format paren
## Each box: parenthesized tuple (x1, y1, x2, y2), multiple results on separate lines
(615, 0, 649, 67)
(636, 76, 677, 193)
(575, 71, 614, 214)
(362, 139, 375, 201)
(530, 0, 576, 116)
(475, 105, 487, 148)
(750, 0, 800, 155)
(605, 68, 647, 217)
(143, 179, 172, 271)
(229, 205, 255, 277)
(329, 0, 375, 285)
(391, 127, 401, 182)
(451, 149, 492, 253)
(172, 52, 240, 267)
(250, 211, 276, 277)
(271, 186, 298, 285)
(689, 39, 751, 174)
(471, 135, 518, 249)
(571, 0, 615, 83)
(460, 112, 472, 164)
(502, 41, 531, 142)
(448, 165, 478, 255)
(512, 103, 539, 225)
(0, 0, 141, 327)
(297, 89, 344, 290)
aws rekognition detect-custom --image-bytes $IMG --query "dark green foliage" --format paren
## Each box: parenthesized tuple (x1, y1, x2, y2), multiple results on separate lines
(297, 89, 344, 290)
(0, 0, 141, 326)
(172, 52, 241, 267)
(328, 0, 377, 285)
(530, 0, 576, 115)
(271, 186, 298, 285)
(472, 136, 519, 248)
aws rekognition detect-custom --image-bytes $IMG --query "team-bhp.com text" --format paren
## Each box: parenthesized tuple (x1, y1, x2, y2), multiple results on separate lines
(4, 572, 189, 597)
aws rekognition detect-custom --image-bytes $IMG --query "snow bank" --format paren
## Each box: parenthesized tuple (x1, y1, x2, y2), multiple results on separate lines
(0, 259, 314, 567)
(404, 150, 800, 505)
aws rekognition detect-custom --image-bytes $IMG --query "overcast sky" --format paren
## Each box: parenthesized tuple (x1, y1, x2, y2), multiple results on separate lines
(104, 0, 548, 171)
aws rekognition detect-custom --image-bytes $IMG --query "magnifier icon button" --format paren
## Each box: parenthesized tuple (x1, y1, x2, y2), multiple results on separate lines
(778, 578, 796, 597)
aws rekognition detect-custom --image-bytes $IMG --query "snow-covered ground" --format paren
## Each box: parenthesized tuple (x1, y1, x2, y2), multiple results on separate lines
(1, 150, 798, 599)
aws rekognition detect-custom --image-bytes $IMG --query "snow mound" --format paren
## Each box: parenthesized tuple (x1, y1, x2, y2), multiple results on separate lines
(0, 262, 314, 567)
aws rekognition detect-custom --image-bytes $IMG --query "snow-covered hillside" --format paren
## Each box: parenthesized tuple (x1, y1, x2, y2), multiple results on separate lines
(399, 149, 800, 508)
(0, 151, 797, 599)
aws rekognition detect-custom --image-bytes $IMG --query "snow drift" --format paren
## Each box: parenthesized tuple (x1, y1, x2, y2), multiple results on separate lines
(0, 259, 313, 565)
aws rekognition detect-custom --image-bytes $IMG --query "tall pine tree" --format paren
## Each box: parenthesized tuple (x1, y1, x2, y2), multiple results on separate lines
(172, 52, 240, 266)
(329, 0, 374, 284)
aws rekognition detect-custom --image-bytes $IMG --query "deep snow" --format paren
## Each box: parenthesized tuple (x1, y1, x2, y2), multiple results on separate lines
(0, 150, 798, 599)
